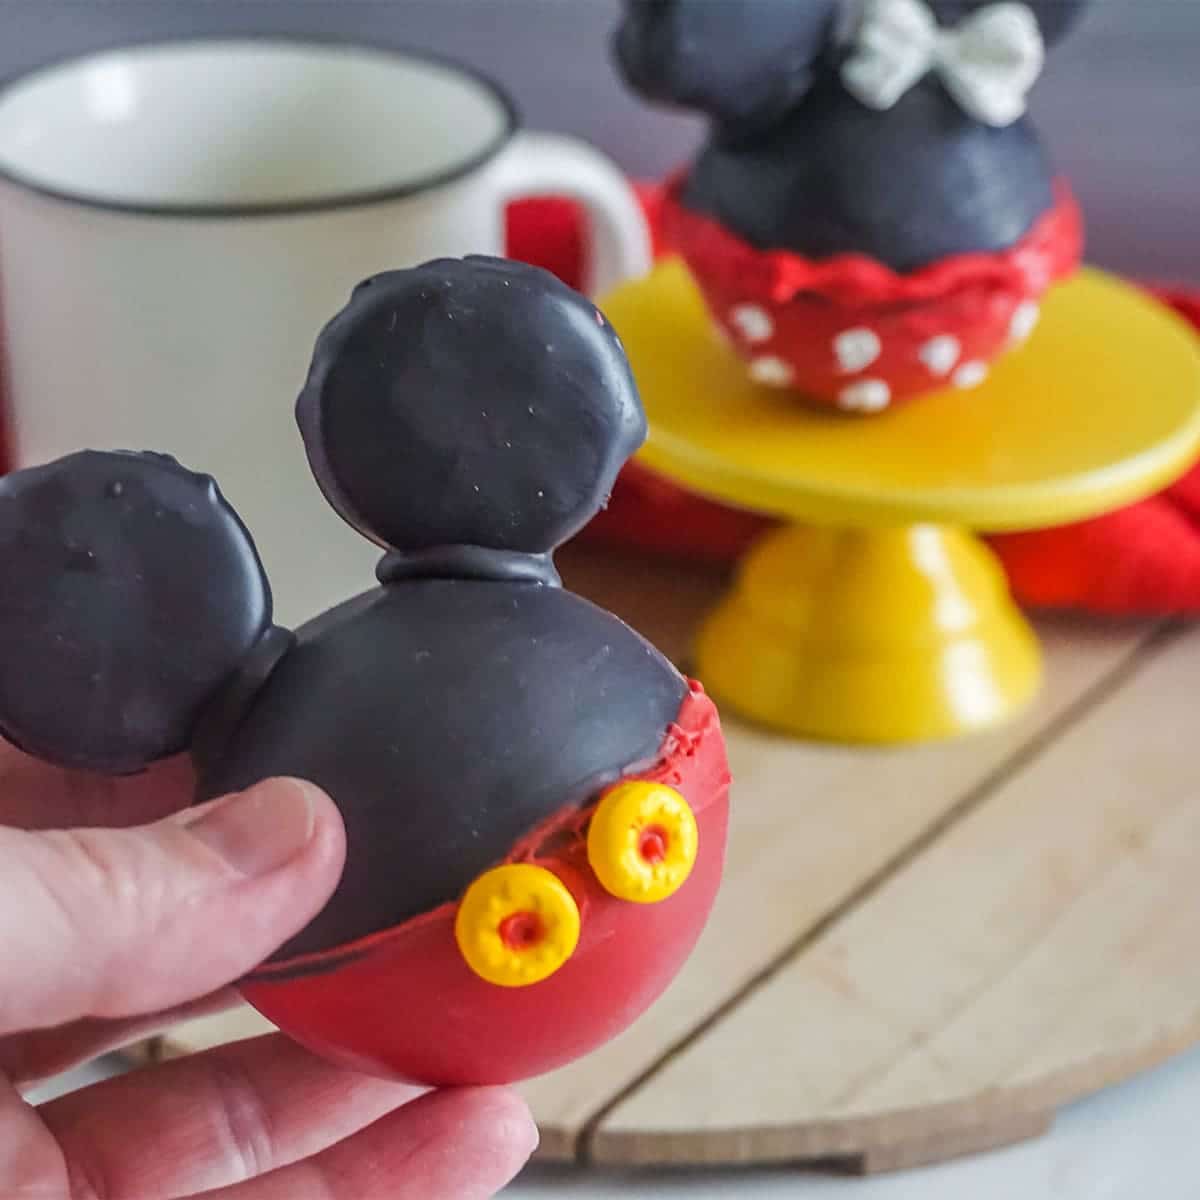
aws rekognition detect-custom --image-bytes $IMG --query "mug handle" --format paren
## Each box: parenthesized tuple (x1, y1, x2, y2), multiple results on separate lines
(490, 131, 653, 298)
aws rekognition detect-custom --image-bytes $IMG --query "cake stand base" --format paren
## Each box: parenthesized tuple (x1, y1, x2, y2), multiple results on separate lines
(697, 523, 1042, 742)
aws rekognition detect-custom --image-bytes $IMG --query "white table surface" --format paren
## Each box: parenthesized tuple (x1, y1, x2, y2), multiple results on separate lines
(28, 1042, 1200, 1198)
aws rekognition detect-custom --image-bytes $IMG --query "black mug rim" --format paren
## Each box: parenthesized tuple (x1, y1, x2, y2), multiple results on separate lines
(0, 35, 520, 220)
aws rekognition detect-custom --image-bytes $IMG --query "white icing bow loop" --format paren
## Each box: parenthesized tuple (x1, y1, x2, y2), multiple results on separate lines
(840, 0, 1046, 127)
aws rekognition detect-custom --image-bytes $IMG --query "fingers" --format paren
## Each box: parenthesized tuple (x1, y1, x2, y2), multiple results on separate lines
(39, 1034, 426, 1199)
(0, 1075, 69, 1195)
(196, 1086, 538, 1200)
(0, 778, 345, 1035)
(0, 738, 196, 831)
(2, 988, 238, 1088)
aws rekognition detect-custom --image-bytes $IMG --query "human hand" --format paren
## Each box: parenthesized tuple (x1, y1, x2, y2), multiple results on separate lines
(0, 743, 538, 1198)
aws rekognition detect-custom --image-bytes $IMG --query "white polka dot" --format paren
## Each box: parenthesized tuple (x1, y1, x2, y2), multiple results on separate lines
(729, 304, 775, 344)
(953, 361, 989, 389)
(838, 379, 891, 412)
(833, 327, 882, 373)
(1009, 301, 1041, 344)
(918, 334, 961, 377)
(748, 356, 795, 387)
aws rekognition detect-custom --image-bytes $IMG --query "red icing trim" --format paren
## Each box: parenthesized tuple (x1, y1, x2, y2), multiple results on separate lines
(659, 171, 1084, 305)
(240, 682, 730, 1085)
(499, 911, 544, 950)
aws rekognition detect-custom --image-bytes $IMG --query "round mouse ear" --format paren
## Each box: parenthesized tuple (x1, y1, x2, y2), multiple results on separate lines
(614, 0, 838, 135)
(0, 451, 273, 774)
(296, 256, 646, 556)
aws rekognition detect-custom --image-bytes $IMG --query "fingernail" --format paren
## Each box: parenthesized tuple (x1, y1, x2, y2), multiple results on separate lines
(525, 1116, 541, 1158)
(496, 1091, 539, 1160)
(186, 779, 318, 877)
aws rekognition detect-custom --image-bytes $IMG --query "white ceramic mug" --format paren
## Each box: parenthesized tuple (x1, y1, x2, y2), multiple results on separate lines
(0, 38, 651, 623)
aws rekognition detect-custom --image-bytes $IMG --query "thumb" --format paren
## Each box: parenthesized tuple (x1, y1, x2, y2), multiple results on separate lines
(0, 778, 344, 1036)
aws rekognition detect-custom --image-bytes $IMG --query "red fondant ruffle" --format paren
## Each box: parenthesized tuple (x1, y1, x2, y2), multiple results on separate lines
(658, 171, 1084, 306)
(659, 172, 1084, 408)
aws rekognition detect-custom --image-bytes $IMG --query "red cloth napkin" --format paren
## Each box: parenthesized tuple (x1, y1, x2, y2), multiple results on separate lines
(989, 283, 1200, 614)
(506, 190, 1200, 615)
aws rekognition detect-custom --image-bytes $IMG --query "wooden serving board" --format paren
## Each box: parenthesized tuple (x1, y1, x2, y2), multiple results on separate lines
(129, 546, 1200, 1175)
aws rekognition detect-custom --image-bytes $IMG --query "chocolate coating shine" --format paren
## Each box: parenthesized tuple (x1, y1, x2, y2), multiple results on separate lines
(0, 451, 271, 773)
(197, 580, 687, 962)
(298, 256, 645, 554)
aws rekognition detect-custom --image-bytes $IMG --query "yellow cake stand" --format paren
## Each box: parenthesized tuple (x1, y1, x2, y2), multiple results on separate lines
(602, 261, 1200, 742)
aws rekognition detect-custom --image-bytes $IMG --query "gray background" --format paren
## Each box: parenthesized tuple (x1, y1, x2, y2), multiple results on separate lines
(1, 0, 1197, 281)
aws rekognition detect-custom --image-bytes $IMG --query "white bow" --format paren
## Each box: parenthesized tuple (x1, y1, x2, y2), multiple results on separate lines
(840, 0, 1045, 127)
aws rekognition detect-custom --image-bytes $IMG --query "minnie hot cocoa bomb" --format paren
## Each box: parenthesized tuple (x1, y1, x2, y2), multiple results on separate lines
(615, 0, 1088, 412)
(0, 256, 730, 1086)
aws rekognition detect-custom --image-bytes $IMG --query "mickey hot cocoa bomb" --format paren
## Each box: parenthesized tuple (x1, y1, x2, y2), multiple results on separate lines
(0, 256, 730, 1085)
(615, 0, 1088, 411)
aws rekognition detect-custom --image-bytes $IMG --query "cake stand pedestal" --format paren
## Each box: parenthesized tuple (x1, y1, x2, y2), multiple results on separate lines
(602, 261, 1200, 742)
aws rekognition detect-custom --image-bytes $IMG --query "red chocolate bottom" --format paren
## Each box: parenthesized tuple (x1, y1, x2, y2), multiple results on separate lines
(240, 682, 729, 1086)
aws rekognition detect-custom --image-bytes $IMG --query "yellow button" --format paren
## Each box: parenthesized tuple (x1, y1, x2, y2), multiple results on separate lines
(587, 781, 699, 904)
(455, 863, 580, 987)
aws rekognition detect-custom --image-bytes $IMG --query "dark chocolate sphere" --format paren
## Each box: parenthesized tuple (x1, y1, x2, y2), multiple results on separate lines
(197, 580, 687, 961)
(194, 254, 689, 962)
